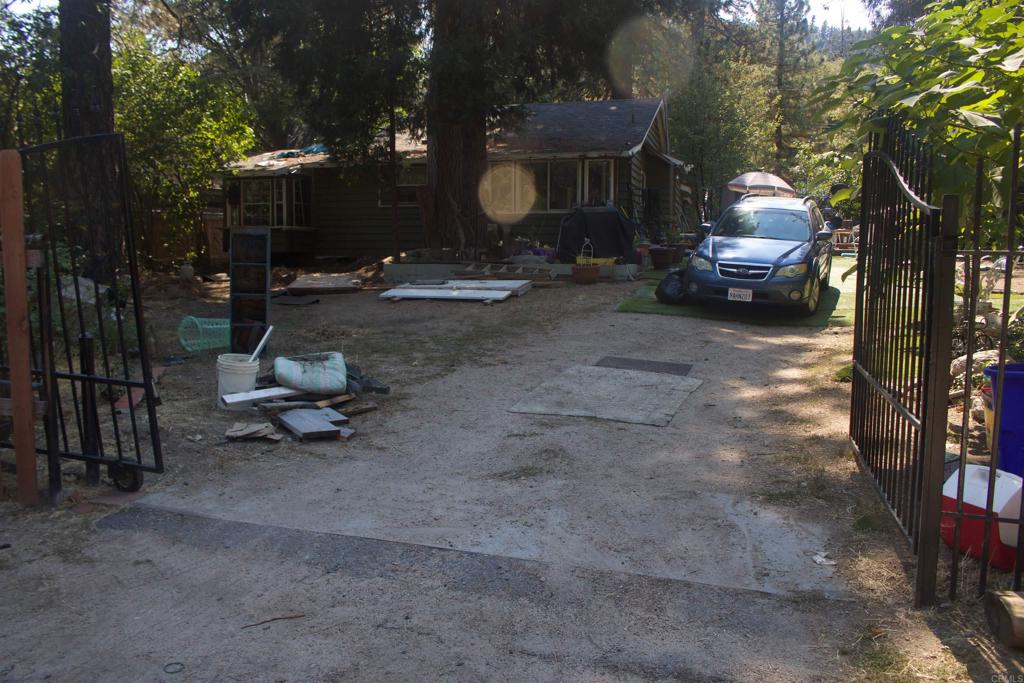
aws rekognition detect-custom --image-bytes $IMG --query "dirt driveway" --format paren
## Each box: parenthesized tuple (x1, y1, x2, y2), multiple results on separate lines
(0, 277, 1003, 681)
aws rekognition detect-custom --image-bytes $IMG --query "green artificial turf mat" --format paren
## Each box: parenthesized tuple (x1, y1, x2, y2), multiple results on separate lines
(617, 256, 858, 328)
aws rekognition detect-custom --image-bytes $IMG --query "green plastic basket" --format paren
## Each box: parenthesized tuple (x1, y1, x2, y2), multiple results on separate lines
(177, 316, 230, 352)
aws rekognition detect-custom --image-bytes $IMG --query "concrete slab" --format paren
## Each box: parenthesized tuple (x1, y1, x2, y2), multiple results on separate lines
(0, 505, 855, 682)
(138, 482, 843, 597)
(510, 364, 702, 426)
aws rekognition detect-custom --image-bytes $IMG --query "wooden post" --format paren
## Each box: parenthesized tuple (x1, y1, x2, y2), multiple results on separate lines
(0, 149, 40, 505)
(986, 591, 1024, 648)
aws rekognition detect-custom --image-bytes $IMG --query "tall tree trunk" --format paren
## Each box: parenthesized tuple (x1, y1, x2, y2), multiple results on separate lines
(428, 0, 487, 257)
(389, 106, 401, 263)
(693, 2, 708, 218)
(59, 0, 114, 138)
(773, 0, 787, 172)
(59, 0, 117, 282)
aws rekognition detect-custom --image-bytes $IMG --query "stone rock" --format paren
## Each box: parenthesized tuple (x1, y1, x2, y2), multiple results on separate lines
(950, 350, 1012, 382)
(971, 395, 987, 424)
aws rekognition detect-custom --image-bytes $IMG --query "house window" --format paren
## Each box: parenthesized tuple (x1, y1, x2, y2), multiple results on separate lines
(489, 162, 516, 214)
(483, 160, 585, 214)
(549, 161, 578, 211)
(292, 177, 311, 226)
(585, 160, 612, 205)
(517, 162, 548, 213)
(274, 178, 289, 226)
(481, 159, 616, 214)
(226, 180, 241, 227)
(379, 163, 427, 207)
(242, 179, 272, 226)
(227, 176, 311, 228)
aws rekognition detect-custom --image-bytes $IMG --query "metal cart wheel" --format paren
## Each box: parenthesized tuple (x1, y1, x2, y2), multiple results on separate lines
(108, 463, 144, 493)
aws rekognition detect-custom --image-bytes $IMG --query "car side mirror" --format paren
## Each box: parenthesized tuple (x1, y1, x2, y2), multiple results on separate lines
(699, 222, 713, 241)
(816, 230, 833, 242)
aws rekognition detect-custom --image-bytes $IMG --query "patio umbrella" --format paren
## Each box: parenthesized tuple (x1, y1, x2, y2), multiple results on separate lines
(726, 171, 796, 197)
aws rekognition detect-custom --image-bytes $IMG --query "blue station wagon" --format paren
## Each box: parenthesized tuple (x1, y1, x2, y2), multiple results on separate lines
(684, 196, 834, 315)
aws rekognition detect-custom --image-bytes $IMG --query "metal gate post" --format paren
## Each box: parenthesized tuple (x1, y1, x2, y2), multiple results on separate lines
(79, 334, 101, 486)
(35, 244, 63, 503)
(0, 150, 40, 505)
(915, 193, 959, 606)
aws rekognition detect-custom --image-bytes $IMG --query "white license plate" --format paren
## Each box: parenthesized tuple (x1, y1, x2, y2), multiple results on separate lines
(728, 288, 753, 302)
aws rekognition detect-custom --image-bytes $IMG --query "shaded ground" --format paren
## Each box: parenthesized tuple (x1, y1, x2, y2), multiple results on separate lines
(0, 266, 1018, 681)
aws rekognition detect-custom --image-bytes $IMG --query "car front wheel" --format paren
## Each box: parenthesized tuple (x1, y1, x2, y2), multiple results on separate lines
(799, 276, 821, 316)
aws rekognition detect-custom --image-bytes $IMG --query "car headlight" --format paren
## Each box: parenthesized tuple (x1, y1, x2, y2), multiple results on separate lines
(776, 263, 809, 278)
(690, 256, 713, 272)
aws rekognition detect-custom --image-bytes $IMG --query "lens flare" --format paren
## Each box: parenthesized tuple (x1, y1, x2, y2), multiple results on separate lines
(607, 15, 691, 97)
(478, 163, 537, 224)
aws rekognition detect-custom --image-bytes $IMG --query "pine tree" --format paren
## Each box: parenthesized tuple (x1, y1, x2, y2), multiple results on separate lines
(751, 0, 817, 171)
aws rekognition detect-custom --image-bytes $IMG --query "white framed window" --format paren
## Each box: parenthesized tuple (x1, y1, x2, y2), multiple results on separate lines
(379, 163, 428, 207)
(292, 177, 311, 226)
(273, 178, 289, 226)
(227, 176, 311, 227)
(242, 179, 272, 226)
(549, 161, 579, 211)
(483, 159, 618, 214)
(516, 161, 548, 213)
(584, 159, 613, 205)
(489, 162, 516, 213)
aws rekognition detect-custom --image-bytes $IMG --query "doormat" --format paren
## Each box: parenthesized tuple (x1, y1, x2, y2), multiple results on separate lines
(595, 356, 692, 376)
(510, 364, 702, 427)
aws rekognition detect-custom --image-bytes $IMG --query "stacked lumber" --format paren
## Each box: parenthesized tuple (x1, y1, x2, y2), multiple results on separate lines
(453, 263, 556, 280)
(219, 387, 380, 443)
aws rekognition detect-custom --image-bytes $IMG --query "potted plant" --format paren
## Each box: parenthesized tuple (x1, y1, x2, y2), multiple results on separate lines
(634, 234, 651, 258)
(665, 223, 686, 263)
(649, 245, 673, 270)
(572, 239, 601, 284)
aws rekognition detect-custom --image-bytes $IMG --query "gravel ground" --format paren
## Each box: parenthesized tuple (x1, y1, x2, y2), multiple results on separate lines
(0, 274, 1016, 682)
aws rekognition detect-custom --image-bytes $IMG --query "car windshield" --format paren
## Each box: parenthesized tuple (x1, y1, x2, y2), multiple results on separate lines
(712, 207, 810, 241)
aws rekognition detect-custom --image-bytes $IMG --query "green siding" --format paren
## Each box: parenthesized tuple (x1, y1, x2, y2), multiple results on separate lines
(311, 167, 427, 257)
(624, 154, 643, 224)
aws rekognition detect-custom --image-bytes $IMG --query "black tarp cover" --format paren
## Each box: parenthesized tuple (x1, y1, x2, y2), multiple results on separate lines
(555, 207, 635, 263)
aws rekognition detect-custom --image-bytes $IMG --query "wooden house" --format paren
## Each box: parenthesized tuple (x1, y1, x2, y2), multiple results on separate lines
(222, 98, 689, 258)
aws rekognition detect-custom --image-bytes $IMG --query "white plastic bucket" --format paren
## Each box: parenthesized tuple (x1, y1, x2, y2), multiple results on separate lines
(217, 353, 259, 410)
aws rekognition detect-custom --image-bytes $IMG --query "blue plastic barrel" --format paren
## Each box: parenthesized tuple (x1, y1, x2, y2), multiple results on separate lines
(984, 364, 1024, 477)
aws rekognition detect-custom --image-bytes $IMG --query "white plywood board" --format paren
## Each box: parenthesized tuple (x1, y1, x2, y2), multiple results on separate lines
(221, 385, 304, 408)
(379, 288, 512, 302)
(401, 280, 532, 296)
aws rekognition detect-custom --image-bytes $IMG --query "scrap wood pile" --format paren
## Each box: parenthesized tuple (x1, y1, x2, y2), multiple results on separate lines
(221, 353, 388, 443)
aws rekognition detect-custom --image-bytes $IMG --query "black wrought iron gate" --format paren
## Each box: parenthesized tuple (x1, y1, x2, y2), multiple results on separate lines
(849, 117, 959, 606)
(0, 133, 162, 501)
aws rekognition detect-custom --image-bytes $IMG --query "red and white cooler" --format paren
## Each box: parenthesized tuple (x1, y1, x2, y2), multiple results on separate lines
(940, 464, 1023, 570)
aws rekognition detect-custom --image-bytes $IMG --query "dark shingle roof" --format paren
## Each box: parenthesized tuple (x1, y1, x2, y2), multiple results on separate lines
(488, 98, 663, 158)
(229, 99, 666, 175)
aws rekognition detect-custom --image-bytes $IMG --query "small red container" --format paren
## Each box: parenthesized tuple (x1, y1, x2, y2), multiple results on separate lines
(940, 497, 1018, 569)
(939, 464, 1022, 570)
(571, 264, 600, 285)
